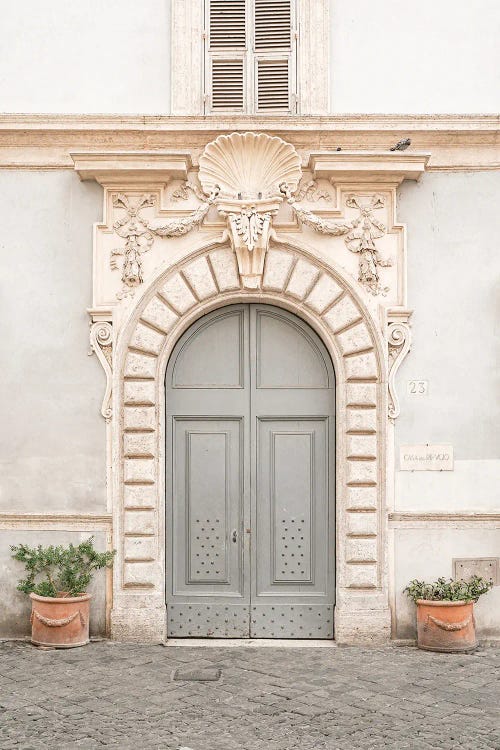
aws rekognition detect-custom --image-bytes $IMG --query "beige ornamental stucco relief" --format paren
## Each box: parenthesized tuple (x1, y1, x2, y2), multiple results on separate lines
(72, 133, 428, 643)
(77, 136, 427, 317)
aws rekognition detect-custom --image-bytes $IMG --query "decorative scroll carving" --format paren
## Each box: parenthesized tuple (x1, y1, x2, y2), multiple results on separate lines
(281, 184, 392, 296)
(171, 180, 207, 202)
(387, 319, 412, 420)
(89, 322, 113, 421)
(294, 179, 331, 202)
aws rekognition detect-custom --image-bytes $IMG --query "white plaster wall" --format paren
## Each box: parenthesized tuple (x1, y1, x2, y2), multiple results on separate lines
(0, 0, 171, 114)
(0, 531, 107, 637)
(1, 0, 499, 114)
(0, 171, 106, 513)
(396, 172, 500, 513)
(330, 0, 500, 113)
(0, 168, 499, 640)
(394, 528, 500, 639)
(394, 172, 500, 639)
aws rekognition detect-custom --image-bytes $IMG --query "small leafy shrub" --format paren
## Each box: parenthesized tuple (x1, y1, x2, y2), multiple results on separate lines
(11, 537, 116, 598)
(404, 575, 493, 604)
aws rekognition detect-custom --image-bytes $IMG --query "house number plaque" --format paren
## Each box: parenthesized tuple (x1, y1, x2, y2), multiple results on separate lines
(407, 380, 428, 395)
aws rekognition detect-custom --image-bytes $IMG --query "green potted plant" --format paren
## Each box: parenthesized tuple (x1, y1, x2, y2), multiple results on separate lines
(11, 537, 115, 648)
(404, 575, 493, 652)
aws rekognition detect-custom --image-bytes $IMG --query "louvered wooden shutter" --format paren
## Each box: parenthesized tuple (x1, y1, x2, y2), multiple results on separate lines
(254, 0, 291, 51)
(209, 0, 246, 49)
(211, 59, 245, 110)
(207, 0, 246, 112)
(254, 0, 293, 113)
(256, 59, 289, 110)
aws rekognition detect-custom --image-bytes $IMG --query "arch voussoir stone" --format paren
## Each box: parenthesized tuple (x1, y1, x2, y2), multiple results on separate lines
(112, 243, 390, 644)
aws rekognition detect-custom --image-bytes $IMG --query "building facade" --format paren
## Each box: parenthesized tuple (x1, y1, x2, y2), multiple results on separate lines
(0, 0, 499, 643)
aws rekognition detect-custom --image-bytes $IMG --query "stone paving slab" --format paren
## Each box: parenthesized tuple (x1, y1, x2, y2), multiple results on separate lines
(0, 641, 498, 749)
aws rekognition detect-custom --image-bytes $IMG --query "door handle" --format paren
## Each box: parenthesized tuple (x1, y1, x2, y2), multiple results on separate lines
(231, 530, 237, 543)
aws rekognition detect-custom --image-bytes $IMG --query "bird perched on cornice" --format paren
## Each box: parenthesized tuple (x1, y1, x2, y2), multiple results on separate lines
(390, 138, 411, 151)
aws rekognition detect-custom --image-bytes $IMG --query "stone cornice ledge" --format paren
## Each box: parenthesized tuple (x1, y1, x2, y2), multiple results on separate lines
(1, 113, 499, 132)
(1, 116, 498, 170)
(71, 151, 192, 185)
(71, 149, 429, 187)
(310, 151, 430, 183)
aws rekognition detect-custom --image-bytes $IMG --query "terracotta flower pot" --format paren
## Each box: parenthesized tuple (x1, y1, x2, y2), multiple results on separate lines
(416, 599, 477, 653)
(29, 592, 92, 648)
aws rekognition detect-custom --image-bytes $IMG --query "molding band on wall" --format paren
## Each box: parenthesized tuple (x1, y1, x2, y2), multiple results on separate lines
(389, 512, 500, 528)
(0, 513, 112, 531)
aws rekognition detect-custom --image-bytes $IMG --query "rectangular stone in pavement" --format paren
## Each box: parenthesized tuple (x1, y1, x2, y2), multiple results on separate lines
(173, 667, 222, 681)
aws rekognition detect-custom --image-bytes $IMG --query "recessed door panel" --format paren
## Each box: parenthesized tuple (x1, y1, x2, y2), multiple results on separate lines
(256, 309, 330, 388)
(173, 420, 241, 589)
(172, 308, 244, 388)
(251, 417, 333, 638)
(255, 420, 329, 592)
(166, 303, 335, 638)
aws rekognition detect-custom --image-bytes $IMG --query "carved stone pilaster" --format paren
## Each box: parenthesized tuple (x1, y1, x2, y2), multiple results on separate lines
(387, 310, 413, 420)
(88, 319, 113, 422)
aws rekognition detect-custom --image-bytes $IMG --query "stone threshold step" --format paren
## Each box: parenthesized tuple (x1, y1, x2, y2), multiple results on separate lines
(164, 638, 337, 648)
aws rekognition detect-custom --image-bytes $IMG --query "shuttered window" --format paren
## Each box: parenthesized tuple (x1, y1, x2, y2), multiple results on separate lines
(205, 0, 297, 114)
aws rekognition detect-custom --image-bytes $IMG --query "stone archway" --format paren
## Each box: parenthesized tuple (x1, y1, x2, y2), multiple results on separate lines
(110, 241, 390, 643)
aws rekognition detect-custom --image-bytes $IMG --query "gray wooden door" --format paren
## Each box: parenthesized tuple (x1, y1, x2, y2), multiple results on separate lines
(166, 304, 335, 638)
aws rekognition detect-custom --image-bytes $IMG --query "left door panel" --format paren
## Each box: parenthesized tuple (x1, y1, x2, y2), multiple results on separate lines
(166, 307, 250, 637)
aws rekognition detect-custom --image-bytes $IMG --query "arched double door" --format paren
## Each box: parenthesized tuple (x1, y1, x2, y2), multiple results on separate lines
(166, 304, 335, 638)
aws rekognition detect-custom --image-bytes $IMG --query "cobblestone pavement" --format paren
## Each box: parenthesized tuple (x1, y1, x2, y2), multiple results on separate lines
(0, 641, 498, 750)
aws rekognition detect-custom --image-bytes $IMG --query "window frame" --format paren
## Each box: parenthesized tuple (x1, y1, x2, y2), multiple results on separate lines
(204, 0, 298, 115)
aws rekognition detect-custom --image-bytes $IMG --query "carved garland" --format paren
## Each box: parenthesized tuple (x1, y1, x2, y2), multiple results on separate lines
(280, 186, 392, 296)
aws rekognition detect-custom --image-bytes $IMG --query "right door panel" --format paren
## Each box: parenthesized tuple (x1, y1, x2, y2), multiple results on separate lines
(250, 307, 335, 638)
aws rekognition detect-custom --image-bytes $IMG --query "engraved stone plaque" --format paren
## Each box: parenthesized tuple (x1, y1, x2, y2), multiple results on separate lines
(399, 444, 453, 471)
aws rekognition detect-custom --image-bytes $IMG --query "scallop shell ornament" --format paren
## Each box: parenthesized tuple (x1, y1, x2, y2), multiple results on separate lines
(199, 132, 302, 201)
